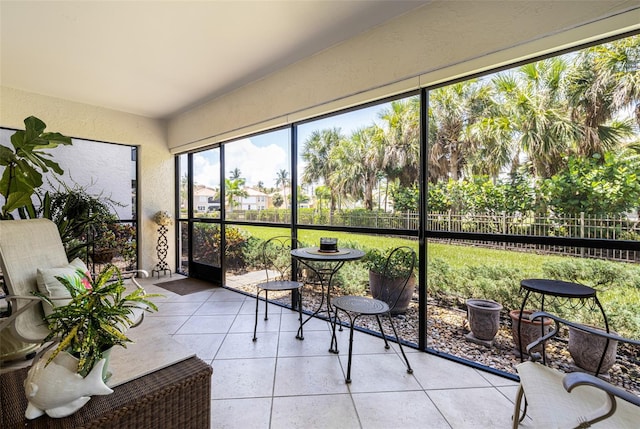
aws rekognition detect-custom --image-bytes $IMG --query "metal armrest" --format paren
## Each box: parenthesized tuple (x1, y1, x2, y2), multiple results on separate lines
(526, 311, 640, 364)
(121, 269, 149, 292)
(564, 372, 640, 408)
(0, 295, 41, 331)
(0, 294, 73, 330)
(530, 311, 640, 346)
(562, 371, 640, 426)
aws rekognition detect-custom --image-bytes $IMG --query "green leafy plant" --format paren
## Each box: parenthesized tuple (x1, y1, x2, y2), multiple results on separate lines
(363, 248, 415, 279)
(46, 183, 124, 261)
(0, 116, 72, 219)
(39, 265, 160, 377)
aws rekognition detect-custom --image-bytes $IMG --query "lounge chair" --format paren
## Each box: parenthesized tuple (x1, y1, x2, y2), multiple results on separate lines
(513, 311, 640, 428)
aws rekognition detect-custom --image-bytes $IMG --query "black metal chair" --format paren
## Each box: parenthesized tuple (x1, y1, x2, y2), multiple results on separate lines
(330, 246, 416, 383)
(252, 236, 304, 341)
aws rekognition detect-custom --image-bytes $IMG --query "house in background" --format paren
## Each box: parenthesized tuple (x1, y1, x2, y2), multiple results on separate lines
(193, 185, 220, 214)
(237, 187, 270, 211)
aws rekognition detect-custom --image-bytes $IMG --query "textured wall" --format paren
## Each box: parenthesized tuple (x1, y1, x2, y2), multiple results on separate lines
(0, 87, 173, 273)
(168, 1, 640, 152)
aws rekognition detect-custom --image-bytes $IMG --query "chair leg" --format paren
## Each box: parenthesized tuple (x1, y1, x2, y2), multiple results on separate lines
(345, 317, 356, 384)
(253, 288, 261, 341)
(387, 314, 413, 374)
(375, 315, 390, 349)
(296, 289, 304, 340)
(329, 306, 339, 353)
(512, 385, 526, 429)
(263, 290, 269, 320)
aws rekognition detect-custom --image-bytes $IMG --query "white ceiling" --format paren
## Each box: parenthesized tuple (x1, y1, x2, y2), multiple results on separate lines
(1, 0, 429, 119)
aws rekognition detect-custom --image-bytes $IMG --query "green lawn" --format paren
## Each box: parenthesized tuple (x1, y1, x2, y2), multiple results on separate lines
(236, 225, 563, 278)
(233, 225, 639, 336)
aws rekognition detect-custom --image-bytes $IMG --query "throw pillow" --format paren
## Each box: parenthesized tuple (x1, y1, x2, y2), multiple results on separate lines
(36, 258, 92, 316)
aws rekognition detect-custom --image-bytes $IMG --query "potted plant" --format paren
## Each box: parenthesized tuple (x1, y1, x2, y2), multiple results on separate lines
(38, 265, 160, 377)
(0, 116, 72, 220)
(91, 228, 118, 263)
(509, 309, 553, 358)
(90, 219, 136, 266)
(568, 324, 619, 374)
(465, 298, 503, 343)
(363, 248, 416, 315)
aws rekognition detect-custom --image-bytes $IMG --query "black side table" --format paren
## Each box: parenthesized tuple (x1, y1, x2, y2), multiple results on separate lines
(290, 247, 365, 352)
(517, 279, 609, 366)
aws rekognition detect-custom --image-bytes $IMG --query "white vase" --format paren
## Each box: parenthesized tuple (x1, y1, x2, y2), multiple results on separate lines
(24, 348, 113, 419)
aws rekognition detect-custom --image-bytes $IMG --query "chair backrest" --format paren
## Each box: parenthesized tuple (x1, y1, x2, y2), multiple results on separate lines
(262, 236, 300, 282)
(0, 219, 68, 342)
(377, 246, 416, 311)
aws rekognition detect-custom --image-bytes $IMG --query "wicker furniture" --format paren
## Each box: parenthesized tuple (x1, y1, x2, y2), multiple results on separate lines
(0, 356, 212, 428)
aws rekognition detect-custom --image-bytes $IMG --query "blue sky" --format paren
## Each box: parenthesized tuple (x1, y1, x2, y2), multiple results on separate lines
(191, 102, 393, 189)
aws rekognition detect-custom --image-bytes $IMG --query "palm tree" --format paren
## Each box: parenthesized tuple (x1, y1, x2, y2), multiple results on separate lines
(229, 168, 242, 180)
(301, 127, 344, 212)
(274, 169, 290, 209)
(314, 185, 331, 212)
(565, 35, 639, 157)
(493, 58, 581, 179)
(225, 169, 247, 212)
(428, 80, 496, 182)
(329, 126, 385, 210)
(379, 98, 420, 186)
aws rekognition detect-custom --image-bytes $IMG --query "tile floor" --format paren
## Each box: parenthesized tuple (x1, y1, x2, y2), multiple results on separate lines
(138, 275, 525, 429)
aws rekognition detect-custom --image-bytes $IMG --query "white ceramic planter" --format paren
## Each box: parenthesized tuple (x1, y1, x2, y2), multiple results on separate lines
(24, 348, 113, 419)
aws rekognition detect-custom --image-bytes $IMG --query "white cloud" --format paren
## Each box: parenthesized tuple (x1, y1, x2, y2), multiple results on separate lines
(225, 138, 289, 187)
(192, 138, 289, 188)
(193, 151, 220, 188)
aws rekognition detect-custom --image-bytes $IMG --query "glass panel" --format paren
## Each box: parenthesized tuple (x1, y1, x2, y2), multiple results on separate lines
(191, 221, 221, 267)
(177, 154, 188, 219)
(297, 96, 420, 229)
(192, 148, 221, 219)
(178, 220, 189, 275)
(224, 129, 291, 223)
(425, 35, 640, 387)
(0, 129, 139, 271)
(223, 224, 291, 292)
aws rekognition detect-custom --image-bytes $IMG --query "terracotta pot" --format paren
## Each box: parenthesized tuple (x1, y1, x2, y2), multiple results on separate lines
(466, 299, 502, 341)
(568, 325, 618, 374)
(369, 271, 415, 315)
(509, 310, 553, 357)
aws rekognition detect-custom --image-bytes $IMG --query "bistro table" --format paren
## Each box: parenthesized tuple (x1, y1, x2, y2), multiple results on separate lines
(291, 247, 365, 352)
(517, 278, 609, 365)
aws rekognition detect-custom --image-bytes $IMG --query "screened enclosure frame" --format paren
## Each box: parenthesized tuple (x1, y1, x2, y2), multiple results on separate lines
(174, 30, 640, 378)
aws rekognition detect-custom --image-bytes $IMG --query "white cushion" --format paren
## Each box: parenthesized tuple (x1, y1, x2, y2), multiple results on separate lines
(36, 258, 92, 316)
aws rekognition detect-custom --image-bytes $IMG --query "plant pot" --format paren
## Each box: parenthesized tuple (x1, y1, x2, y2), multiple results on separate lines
(568, 325, 618, 374)
(466, 299, 502, 341)
(92, 248, 117, 264)
(369, 271, 416, 315)
(509, 310, 553, 357)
